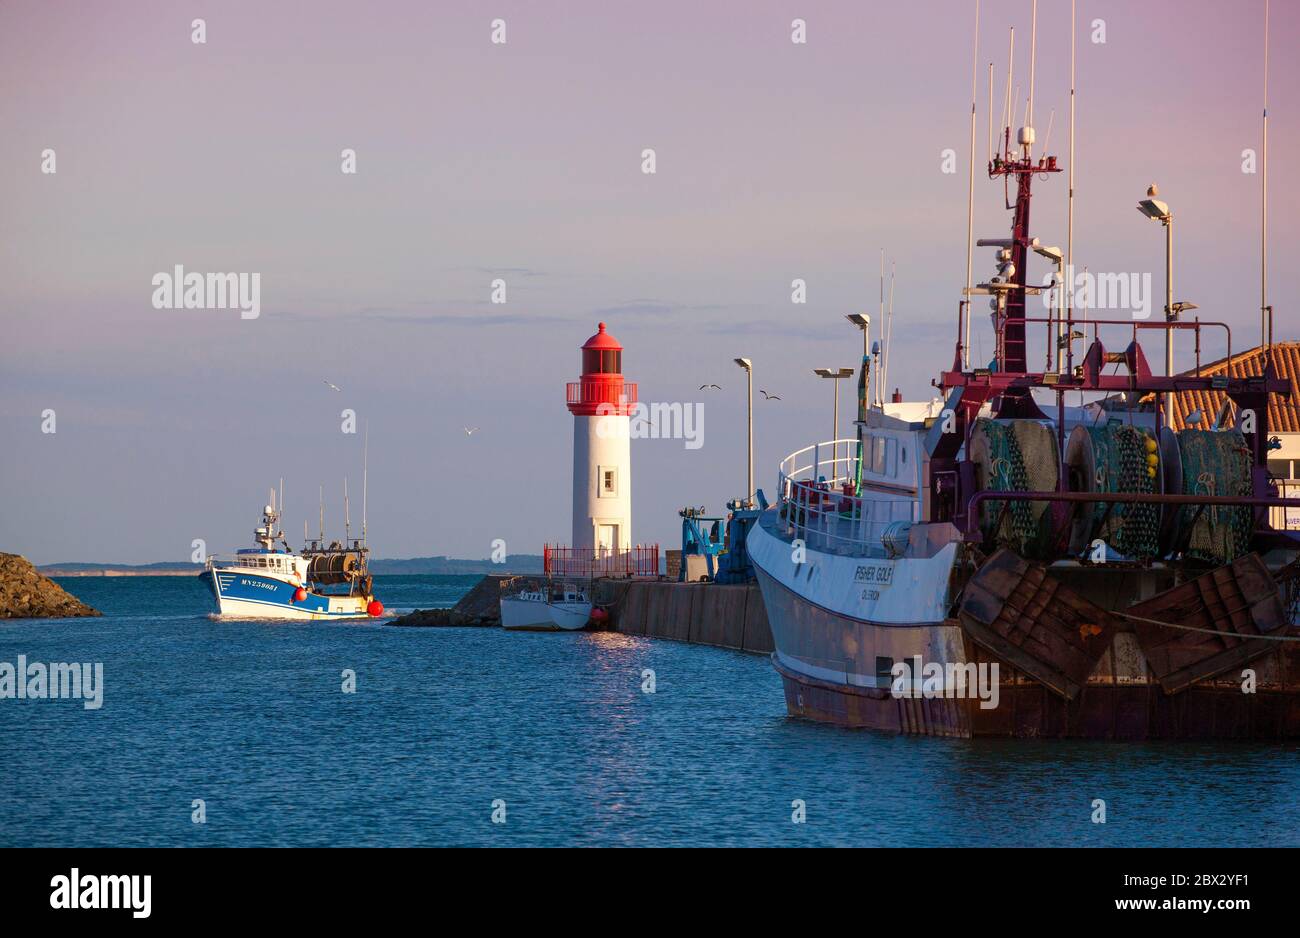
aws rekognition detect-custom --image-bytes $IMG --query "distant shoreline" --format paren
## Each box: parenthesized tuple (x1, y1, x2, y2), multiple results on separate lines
(40, 555, 546, 577)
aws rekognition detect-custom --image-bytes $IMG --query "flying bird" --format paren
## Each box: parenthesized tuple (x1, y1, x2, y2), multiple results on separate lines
(463, 426, 479, 436)
(699, 384, 721, 391)
(759, 390, 781, 400)
(323, 380, 342, 392)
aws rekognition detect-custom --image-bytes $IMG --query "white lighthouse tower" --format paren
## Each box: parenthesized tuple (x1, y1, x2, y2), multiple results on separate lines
(566, 322, 635, 553)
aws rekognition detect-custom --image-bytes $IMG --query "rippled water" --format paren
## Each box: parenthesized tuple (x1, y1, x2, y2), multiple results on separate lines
(1, 575, 1297, 847)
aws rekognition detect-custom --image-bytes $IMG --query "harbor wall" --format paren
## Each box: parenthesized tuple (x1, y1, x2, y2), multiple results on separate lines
(392, 573, 775, 655)
(598, 579, 773, 655)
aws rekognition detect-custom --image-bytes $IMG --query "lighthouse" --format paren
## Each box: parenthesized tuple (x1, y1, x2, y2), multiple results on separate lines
(566, 322, 636, 553)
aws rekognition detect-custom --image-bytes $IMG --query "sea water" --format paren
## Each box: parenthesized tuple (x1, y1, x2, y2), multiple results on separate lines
(1, 575, 1297, 847)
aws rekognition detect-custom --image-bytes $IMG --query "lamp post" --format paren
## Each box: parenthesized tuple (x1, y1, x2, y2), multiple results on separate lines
(846, 313, 872, 424)
(1138, 185, 1174, 429)
(1032, 242, 1064, 372)
(734, 358, 753, 508)
(845, 313, 871, 358)
(814, 367, 856, 480)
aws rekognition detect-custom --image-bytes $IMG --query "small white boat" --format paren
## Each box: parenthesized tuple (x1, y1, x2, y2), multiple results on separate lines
(500, 584, 592, 631)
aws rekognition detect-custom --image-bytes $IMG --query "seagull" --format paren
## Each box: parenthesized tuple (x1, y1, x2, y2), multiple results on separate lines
(699, 384, 721, 390)
(323, 380, 342, 392)
(463, 426, 479, 436)
(1185, 410, 1202, 426)
(759, 390, 781, 400)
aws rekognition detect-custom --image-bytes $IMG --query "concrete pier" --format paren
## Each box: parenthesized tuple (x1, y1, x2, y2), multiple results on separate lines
(595, 579, 773, 654)
(392, 574, 774, 656)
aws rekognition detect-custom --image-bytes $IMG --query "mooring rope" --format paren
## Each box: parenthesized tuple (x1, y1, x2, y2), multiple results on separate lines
(1113, 609, 1300, 641)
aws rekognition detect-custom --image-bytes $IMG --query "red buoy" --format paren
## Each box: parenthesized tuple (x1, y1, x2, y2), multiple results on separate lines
(367, 600, 384, 617)
(293, 587, 307, 602)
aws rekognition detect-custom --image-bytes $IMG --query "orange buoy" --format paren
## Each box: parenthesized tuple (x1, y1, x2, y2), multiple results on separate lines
(590, 607, 610, 623)
(293, 587, 307, 602)
(367, 600, 384, 617)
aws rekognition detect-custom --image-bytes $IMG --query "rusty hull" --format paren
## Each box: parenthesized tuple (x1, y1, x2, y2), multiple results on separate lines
(777, 550, 1300, 739)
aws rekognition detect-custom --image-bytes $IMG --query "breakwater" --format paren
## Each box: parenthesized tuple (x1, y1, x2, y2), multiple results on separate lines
(389, 574, 774, 655)
(1, 553, 100, 619)
(599, 579, 774, 654)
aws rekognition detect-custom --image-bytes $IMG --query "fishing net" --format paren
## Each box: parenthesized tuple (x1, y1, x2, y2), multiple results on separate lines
(1078, 423, 1161, 561)
(1177, 429, 1253, 563)
(970, 418, 1059, 559)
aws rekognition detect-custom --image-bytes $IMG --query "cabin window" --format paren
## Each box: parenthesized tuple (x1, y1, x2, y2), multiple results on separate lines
(872, 437, 886, 475)
(599, 466, 618, 498)
(885, 438, 898, 477)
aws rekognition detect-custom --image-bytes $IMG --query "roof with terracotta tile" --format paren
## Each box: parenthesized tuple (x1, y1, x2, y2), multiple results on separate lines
(1168, 341, 1300, 432)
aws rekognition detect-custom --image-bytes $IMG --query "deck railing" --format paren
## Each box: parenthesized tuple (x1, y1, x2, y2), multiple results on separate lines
(543, 545, 660, 578)
(777, 440, 915, 556)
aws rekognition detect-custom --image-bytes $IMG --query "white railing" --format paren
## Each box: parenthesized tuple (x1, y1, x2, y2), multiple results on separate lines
(1276, 479, 1300, 532)
(776, 439, 917, 556)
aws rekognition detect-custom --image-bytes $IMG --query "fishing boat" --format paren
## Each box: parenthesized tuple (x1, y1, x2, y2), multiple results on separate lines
(500, 583, 592, 631)
(202, 488, 383, 621)
(748, 9, 1300, 738)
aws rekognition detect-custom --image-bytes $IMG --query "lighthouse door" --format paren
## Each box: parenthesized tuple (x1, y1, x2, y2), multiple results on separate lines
(597, 525, 619, 555)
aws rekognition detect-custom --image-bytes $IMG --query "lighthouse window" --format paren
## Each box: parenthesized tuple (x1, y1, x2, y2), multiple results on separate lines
(582, 349, 622, 375)
(599, 466, 618, 497)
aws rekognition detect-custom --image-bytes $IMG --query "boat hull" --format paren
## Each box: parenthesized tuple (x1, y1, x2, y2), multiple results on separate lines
(750, 508, 1300, 739)
(500, 598, 592, 631)
(202, 570, 373, 621)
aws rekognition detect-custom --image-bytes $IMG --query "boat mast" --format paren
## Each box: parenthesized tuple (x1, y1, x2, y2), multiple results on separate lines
(1065, 0, 1076, 373)
(362, 425, 369, 549)
(963, 0, 980, 369)
(1261, 0, 1270, 350)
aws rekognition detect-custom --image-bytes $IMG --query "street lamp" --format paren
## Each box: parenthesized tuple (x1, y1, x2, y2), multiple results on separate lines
(845, 313, 871, 358)
(1032, 242, 1064, 372)
(845, 313, 872, 423)
(734, 358, 753, 508)
(1138, 184, 1174, 429)
(814, 367, 856, 480)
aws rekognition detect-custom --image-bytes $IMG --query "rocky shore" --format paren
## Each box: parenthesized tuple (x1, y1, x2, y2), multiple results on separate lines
(0, 553, 101, 619)
(388, 574, 546, 627)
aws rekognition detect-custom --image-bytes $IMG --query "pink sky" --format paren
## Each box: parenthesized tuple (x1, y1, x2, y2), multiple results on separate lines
(1, 0, 1295, 562)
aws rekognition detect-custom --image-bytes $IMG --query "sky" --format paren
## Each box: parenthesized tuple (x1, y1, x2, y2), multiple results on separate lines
(1, 0, 1296, 564)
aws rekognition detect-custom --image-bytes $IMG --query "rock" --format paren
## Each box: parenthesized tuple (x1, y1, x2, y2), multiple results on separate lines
(0, 553, 101, 619)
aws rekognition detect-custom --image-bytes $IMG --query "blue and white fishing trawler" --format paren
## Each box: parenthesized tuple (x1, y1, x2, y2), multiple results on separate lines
(201, 489, 383, 621)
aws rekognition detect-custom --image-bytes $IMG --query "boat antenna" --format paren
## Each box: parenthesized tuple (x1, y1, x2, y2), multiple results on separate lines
(963, 0, 980, 369)
(987, 62, 994, 168)
(1065, 0, 1076, 373)
(1027, 0, 1037, 158)
(1261, 0, 1270, 349)
(885, 261, 896, 398)
(1001, 27, 1014, 155)
(318, 484, 325, 544)
(877, 249, 885, 407)
(362, 424, 369, 548)
(344, 477, 351, 545)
